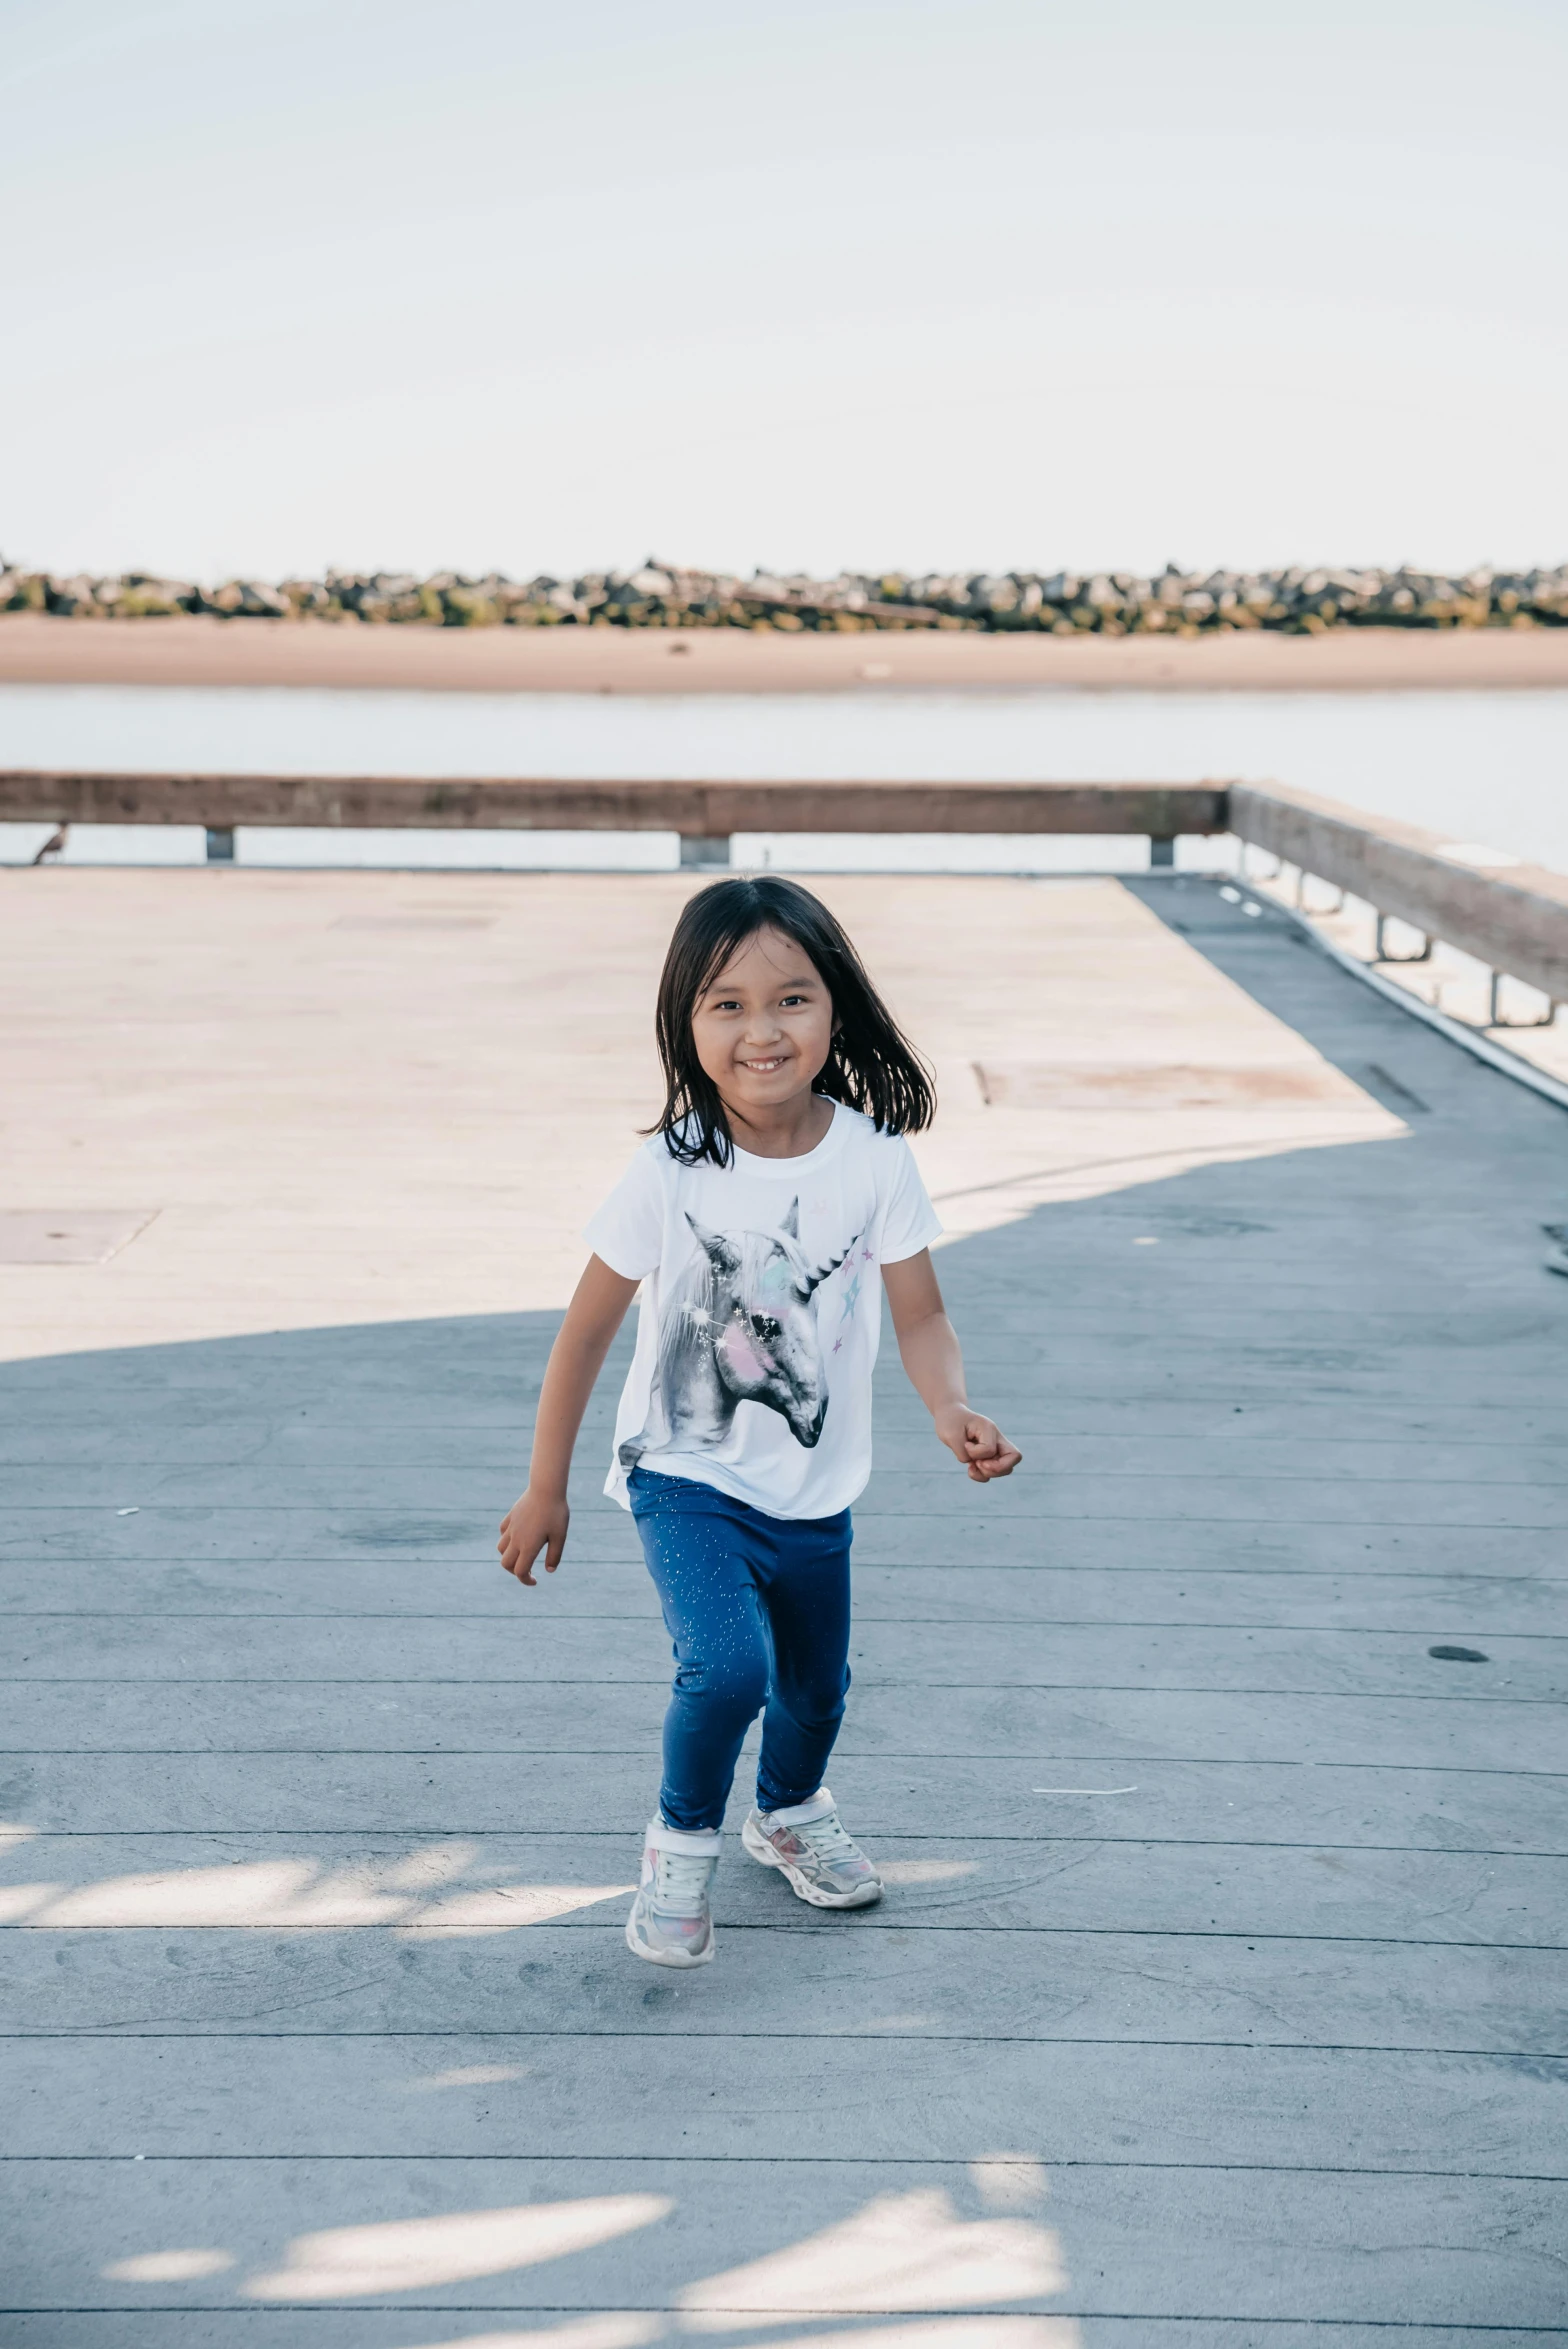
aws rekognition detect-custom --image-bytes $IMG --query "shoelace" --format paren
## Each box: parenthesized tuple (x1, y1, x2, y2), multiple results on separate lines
(792, 1810, 859, 1861)
(654, 1850, 714, 1914)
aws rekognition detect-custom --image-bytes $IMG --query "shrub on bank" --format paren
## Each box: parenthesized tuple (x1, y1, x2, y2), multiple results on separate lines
(2, 559, 1565, 632)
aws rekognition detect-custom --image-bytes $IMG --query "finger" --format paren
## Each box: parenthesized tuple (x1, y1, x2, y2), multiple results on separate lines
(544, 1529, 565, 1573)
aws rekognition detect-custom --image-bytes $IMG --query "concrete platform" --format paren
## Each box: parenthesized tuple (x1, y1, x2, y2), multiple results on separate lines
(1, 871, 1566, 2343)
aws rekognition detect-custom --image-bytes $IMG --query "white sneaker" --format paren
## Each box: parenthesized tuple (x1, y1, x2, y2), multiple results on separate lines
(741, 1787, 882, 1909)
(625, 1820, 720, 1967)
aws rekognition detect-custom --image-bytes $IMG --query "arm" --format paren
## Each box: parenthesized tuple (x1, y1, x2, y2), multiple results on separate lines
(498, 1253, 641, 1585)
(882, 1250, 1022, 1483)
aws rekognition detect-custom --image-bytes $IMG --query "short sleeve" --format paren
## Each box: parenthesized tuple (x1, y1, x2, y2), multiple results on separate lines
(583, 1144, 667, 1280)
(878, 1136, 943, 1264)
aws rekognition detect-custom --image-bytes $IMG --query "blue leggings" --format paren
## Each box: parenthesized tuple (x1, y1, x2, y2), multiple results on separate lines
(628, 1467, 853, 1833)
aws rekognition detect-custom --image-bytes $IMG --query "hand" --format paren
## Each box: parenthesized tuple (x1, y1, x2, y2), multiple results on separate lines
(933, 1406, 1022, 1483)
(497, 1488, 569, 1586)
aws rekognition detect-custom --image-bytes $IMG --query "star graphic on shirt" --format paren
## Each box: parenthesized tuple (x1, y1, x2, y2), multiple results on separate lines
(838, 1271, 862, 1323)
(861, 1244, 874, 1261)
(832, 1336, 843, 1352)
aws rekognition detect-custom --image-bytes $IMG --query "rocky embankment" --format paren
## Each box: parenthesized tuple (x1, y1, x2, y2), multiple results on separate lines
(3, 560, 1565, 634)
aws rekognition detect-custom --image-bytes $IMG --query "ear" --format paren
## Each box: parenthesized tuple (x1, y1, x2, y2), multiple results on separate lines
(780, 1197, 801, 1240)
(685, 1211, 740, 1279)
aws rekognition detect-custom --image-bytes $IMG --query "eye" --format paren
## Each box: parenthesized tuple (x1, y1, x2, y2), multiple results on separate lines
(749, 1313, 781, 1341)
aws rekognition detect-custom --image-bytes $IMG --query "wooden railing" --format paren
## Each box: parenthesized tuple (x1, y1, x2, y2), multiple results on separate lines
(3, 768, 1564, 1005)
(0, 771, 1223, 840)
(1228, 782, 1568, 1006)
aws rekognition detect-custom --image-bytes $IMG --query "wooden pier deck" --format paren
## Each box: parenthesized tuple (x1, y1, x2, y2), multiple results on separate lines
(1, 868, 1564, 2345)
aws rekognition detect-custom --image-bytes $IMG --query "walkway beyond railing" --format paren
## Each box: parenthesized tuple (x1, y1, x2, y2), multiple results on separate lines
(3, 769, 1565, 1007)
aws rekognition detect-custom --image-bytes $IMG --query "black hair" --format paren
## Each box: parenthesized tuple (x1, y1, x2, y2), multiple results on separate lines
(650, 875, 936, 1166)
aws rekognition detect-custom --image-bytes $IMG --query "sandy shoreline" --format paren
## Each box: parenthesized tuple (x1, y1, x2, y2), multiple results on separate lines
(2, 614, 1566, 694)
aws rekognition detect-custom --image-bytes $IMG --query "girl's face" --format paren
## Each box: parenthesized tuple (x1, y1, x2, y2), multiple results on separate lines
(691, 925, 835, 1122)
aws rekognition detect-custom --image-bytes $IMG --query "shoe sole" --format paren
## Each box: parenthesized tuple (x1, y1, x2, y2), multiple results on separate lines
(625, 1910, 716, 1967)
(741, 1816, 882, 1908)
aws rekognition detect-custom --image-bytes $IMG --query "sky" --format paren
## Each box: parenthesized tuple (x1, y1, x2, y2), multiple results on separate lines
(5, 0, 1566, 585)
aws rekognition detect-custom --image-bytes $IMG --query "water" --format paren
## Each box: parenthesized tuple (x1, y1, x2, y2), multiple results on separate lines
(3, 683, 1565, 872)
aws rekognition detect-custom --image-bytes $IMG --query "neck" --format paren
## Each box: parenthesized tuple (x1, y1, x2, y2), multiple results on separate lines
(722, 1089, 835, 1160)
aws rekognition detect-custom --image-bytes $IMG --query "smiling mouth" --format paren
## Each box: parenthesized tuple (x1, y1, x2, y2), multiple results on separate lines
(739, 1055, 790, 1073)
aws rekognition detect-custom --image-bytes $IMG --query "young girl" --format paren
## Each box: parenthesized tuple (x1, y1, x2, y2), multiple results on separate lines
(497, 876, 1020, 1967)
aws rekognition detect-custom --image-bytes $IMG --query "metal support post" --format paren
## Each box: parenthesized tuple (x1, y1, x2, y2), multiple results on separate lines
(1374, 911, 1431, 964)
(1488, 972, 1557, 1029)
(679, 835, 731, 869)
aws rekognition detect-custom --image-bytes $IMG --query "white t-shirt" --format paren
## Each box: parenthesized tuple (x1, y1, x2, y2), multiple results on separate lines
(584, 1103, 942, 1519)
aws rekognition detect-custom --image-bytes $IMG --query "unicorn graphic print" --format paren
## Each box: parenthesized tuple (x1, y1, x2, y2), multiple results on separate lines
(620, 1198, 857, 1469)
